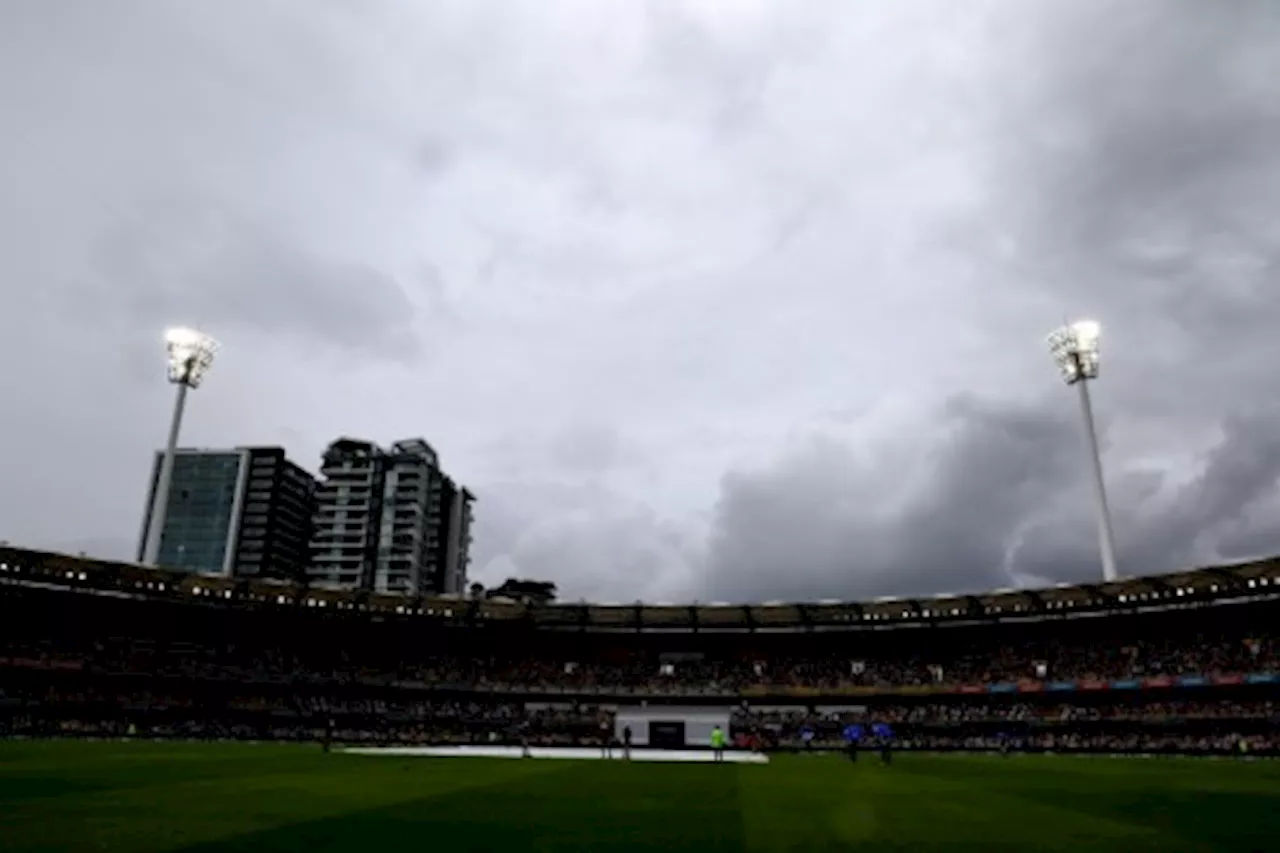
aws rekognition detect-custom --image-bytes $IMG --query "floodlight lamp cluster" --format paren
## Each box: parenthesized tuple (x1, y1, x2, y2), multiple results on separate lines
(1046, 320, 1101, 385)
(164, 327, 219, 388)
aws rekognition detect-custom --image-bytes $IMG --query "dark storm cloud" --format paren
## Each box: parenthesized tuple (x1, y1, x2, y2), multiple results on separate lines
(1012, 404, 1280, 585)
(996, 3, 1280, 578)
(996, 1, 1280, 563)
(700, 397, 1084, 601)
(701, 397, 1280, 603)
(689, 1, 1280, 602)
(994, 0, 1280, 406)
(1126, 406, 1280, 567)
(5, 1, 1280, 606)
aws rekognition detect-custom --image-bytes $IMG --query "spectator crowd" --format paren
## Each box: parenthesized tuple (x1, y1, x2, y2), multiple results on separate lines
(2, 584, 1277, 756)
(4, 631, 1275, 694)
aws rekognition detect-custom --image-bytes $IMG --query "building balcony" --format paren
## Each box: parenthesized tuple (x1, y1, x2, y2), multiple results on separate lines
(311, 531, 367, 542)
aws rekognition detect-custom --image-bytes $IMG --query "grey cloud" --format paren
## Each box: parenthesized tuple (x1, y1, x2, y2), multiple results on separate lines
(546, 425, 648, 475)
(699, 397, 1085, 602)
(886, 0, 1280, 594)
(1215, 503, 1280, 565)
(701, 397, 1280, 603)
(6, 1, 1280, 610)
(641, 0, 786, 138)
(82, 201, 421, 363)
(1015, 405, 1280, 586)
(1122, 406, 1280, 570)
(993, 1, 1280, 411)
(470, 479, 702, 602)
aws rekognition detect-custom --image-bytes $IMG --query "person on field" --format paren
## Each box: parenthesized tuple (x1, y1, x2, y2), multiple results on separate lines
(800, 723, 815, 753)
(710, 725, 727, 762)
(623, 725, 633, 760)
(519, 720, 532, 759)
(873, 722, 893, 765)
(843, 722, 862, 762)
(600, 719, 613, 759)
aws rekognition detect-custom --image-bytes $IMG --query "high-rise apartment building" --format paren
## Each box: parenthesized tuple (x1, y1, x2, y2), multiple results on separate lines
(137, 447, 316, 578)
(440, 477, 475, 595)
(308, 437, 474, 595)
(308, 438, 384, 588)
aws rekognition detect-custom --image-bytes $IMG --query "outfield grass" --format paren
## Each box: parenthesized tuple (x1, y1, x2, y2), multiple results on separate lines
(1, 741, 1278, 851)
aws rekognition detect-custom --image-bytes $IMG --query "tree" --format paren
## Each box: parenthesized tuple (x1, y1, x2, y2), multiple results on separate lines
(486, 578, 557, 606)
(468, 582, 485, 600)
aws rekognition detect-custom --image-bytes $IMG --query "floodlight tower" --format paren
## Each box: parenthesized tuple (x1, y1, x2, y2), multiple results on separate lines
(140, 327, 219, 567)
(1046, 320, 1118, 582)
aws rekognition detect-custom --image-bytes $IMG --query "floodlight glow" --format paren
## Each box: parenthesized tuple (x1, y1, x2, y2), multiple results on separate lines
(164, 327, 219, 388)
(1046, 320, 1101, 384)
(1047, 316, 1118, 582)
(142, 326, 220, 566)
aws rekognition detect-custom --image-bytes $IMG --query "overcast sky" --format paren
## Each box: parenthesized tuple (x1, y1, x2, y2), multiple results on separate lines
(3, 0, 1279, 604)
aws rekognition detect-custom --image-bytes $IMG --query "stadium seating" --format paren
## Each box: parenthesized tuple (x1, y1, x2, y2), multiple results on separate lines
(1, 545, 1278, 755)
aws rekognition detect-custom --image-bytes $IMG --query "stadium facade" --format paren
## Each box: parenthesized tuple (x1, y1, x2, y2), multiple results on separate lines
(135, 446, 316, 579)
(4, 543, 1276, 756)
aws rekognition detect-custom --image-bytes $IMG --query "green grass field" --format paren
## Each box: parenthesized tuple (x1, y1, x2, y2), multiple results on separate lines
(2, 741, 1278, 851)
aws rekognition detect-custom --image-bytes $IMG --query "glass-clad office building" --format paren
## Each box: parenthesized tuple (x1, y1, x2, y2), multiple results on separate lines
(137, 447, 316, 577)
(137, 451, 247, 574)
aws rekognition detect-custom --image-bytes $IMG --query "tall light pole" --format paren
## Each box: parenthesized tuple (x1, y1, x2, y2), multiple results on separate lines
(141, 327, 219, 567)
(1046, 320, 1118, 582)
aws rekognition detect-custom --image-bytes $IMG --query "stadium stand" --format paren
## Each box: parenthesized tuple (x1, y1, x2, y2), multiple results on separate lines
(2, 545, 1278, 755)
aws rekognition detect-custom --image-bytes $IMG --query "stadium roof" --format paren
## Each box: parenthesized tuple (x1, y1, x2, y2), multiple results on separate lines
(1, 544, 1278, 633)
